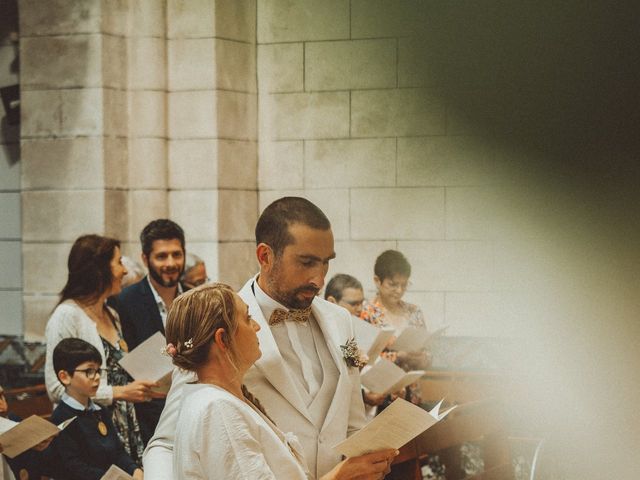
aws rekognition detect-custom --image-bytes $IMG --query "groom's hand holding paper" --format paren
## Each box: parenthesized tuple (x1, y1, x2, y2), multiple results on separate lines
(118, 331, 173, 395)
(333, 398, 455, 458)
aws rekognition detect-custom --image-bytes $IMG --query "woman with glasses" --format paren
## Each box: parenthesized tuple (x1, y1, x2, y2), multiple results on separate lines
(44, 235, 157, 464)
(360, 250, 431, 406)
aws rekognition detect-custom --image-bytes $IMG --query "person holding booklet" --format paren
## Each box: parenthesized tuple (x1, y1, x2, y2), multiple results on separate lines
(146, 197, 398, 479)
(360, 250, 431, 406)
(165, 283, 395, 480)
(0, 385, 57, 480)
(49, 338, 143, 480)
(324, 274, 403, 415)
(44, 235, 159, 464)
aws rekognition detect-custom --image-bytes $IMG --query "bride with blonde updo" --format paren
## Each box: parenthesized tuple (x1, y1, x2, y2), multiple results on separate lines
(165, 283, 309, 480)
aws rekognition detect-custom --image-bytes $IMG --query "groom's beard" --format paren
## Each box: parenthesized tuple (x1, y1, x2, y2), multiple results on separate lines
(267, 262, 320, 310)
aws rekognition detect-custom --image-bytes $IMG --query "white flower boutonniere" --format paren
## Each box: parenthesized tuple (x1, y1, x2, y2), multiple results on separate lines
(340, 337, 368, 368)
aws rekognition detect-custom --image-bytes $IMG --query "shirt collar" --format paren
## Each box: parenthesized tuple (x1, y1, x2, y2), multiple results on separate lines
(253, 276, 291, 323)
(147, 276, 183, 307)
(61, 392, 101, 412)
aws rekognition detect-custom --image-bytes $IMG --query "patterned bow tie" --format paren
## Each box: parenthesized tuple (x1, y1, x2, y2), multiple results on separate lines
(268, 307, 312, 326)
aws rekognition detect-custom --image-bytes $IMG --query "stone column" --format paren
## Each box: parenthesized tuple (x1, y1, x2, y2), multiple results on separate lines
(19, 0, 132, 339)
(167, 0, 258, 289)
(0, 1, 21, 335)
(124, 0, 168, 259)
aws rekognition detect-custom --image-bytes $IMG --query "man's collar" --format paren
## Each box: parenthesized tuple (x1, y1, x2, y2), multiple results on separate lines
(61, 392, 101, 412)
(146, 276, 183, 306)
(253, 276, 292, 323)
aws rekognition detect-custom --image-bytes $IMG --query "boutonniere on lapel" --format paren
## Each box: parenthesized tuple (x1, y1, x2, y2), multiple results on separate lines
(340, 337, 368, 369)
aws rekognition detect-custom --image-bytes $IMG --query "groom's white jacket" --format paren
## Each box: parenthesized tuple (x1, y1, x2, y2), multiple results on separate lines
(143, 276, 367, 479)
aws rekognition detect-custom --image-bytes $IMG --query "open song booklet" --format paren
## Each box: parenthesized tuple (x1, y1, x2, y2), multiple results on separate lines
(118, 331, 174, 393)
(100, 464, 134, 480)
(390, 325, 449, 353)
(333, 398, 455, 458)
(0, 415, 76, 458)
(360, 357, 425, 396)
(352, 318, 395, 361)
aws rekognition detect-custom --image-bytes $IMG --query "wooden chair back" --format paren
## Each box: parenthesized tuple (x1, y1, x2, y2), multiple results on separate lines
(390, 399, 514, 480)
(4, 384, 53, 419)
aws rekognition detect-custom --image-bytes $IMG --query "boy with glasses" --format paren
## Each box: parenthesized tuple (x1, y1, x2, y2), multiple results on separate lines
(50, 338, 143, 479)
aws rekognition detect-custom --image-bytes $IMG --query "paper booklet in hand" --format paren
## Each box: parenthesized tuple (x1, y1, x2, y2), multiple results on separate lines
(333, 398, 455, 458)
(390, 325, 449, 352)
(118, 331, 173, 393)
(352, 318, 395, 361)
(0, 415, 76, 458)
(360, 357, 425, 396)
(100, 464, 134, 480)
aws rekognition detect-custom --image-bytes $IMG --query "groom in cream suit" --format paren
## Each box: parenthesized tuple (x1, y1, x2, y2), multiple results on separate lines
(144, 197, 397, 479)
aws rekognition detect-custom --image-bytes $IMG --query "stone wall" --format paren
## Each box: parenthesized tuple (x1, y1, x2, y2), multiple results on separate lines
(17, 0, 259, 340)
(0, 1, 21, 335)
(257, 0, 520, 336)
(166, 0, 258, 291)
(19, 0, 134, 339)
(11, 0, 541, 339)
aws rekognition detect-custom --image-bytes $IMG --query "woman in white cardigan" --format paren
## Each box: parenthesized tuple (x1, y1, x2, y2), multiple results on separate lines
(44, 234, 157, 463)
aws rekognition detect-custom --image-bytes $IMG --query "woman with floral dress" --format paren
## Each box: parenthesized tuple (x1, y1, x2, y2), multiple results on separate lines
(360, 250, 431, 405)
(44, 235, 158, 464)
(361, 250, 446, 479)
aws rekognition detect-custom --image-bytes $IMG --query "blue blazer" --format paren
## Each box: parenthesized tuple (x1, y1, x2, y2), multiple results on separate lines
(109, 277, 164, 351)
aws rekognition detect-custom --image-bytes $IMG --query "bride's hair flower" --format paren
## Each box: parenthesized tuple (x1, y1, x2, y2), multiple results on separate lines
(162, 343, 178, 357)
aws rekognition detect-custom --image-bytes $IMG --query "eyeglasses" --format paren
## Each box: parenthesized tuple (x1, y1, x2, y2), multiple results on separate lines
(343, 299, 364, 307)
(383, 280, 412, 291)
(74, 368, 106, 379)
(184, 277, 211, 288)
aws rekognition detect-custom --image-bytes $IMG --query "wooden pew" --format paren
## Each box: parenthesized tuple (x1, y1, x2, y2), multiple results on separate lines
(419, 370, 507, 406)
(4, 383, 53, 419)
(390, 399, 514, 480)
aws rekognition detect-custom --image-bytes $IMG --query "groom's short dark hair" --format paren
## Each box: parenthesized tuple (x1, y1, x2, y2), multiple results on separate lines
(256, 197, 331, 256)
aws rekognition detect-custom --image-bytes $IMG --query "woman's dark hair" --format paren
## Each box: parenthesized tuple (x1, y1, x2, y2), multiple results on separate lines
(53, 337, 102, 378)
(58, 234, 120, 305)
(374, 250, 412, 282)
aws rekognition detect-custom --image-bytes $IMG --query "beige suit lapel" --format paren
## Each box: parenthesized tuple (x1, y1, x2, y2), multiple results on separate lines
(311, 301, 353, 431)
(238, 278, 314, 424)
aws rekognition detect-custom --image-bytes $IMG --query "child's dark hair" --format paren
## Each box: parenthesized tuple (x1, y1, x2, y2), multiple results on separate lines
(53, 338, 102, 381)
